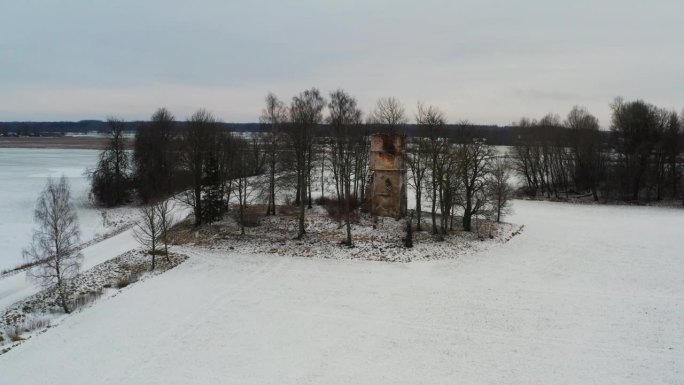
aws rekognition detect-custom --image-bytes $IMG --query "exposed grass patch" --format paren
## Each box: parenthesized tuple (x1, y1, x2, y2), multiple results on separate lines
(7, 326, 24, 342)
(323, 198, 361, 224)
(115, 273, 139, 289)
(71, 290, 104, 310)
(232, 206, 264, 228)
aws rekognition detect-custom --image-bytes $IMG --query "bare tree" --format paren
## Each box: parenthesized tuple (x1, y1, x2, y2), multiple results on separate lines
(24, 176, 83, 313)
(662, 111, 681, 199)
(511, 117, 541, 196)
(328, 89, 363, 247)
(232, 136, 262, 235)
(155, 198, 175, 262)
(410, 103, 442, 231)
(610, 98, 661, 201)
(178, 109, 221, 226)
(435, 142, 460, 239)
(566, 106, 603, 201)
(133, 204, 163, 270)
(418, 104, 447, 234)
(234, 146, 249, 235)
(260, 93, 288, 215)
(512, 115, 573, 199)
(287, 88, 325, 239)
(369, 96, 408, 134)
(351, 131, 370, 201)
(456, 137, 495, 232)
(487, 157, 514, 222)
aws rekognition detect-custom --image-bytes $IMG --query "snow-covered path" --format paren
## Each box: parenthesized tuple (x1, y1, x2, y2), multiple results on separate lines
(1, 201, 683, 384)
(0, 228, 138, 311)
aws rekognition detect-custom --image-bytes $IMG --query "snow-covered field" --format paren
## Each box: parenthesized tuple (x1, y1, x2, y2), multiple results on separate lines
(0, 149, 129, 272)
(1, 200, 682, 384)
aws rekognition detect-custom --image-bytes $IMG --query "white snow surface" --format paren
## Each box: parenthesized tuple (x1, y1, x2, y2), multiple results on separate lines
(1, 200, 683, 384)
(0, 148, 129, 271)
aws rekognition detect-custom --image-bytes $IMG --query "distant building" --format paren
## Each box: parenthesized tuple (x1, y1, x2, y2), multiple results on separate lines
(368, 134, 407, 219)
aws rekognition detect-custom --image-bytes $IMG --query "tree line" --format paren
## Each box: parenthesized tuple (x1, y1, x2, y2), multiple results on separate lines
(513, 99, 683, 203)
(89, 93, 683, 247)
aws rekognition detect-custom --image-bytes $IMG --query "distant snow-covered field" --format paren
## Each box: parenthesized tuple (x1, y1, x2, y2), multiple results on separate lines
(1, 200, 682, 384)
(0, 149, 105, 271)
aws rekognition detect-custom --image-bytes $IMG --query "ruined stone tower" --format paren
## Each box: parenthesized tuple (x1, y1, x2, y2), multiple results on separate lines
(368, 134, 407, 219)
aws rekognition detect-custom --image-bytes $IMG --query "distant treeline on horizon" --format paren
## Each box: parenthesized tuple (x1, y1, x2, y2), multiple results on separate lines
(0, 121, 531, 145)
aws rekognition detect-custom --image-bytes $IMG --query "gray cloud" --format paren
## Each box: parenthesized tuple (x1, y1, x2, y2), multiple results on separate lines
(0, 0, 682, 125)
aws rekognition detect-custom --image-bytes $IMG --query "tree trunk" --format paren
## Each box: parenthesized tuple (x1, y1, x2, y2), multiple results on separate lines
(415, 189, 422, 231)
(431, 178, 437, 234)
(307, 151, 313, 209)
(295, 169, 301, 205)
(345, 188, 352, 247)
(194, 185, 202, 226)
(297, 169, 306, 239)
(463, 194, 472, 231)
(240, 178, 246, 235)
(267, 150, 276, 215)
(164, 240, 170, 263)
(57, 279, 70, 314)
(321, 155, 325, 199)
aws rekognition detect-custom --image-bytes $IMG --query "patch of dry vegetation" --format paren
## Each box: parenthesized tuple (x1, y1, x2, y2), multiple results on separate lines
(171, 203, 521, 263)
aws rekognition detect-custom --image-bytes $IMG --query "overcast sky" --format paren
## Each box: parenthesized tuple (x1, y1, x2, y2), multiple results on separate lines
(1, 0, 682, 127)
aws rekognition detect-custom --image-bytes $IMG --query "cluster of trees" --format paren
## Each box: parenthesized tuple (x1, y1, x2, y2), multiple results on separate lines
(90, 90, 515, 249)
(21, 177, 176, 315)
(91, 108, 265, 228)
(513, 99, 683, 203)
(90, 118, 132, 206)
(132, 199, 174, 270)
(90, 92, 682, 249)
(24, 95, 680, 314)
(407, 103, 512, 239)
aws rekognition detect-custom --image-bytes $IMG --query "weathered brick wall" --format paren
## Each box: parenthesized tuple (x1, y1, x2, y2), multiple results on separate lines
(369, 134, 407, 219)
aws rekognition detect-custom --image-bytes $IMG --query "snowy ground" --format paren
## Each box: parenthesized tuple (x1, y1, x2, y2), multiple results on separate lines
(0, 148, 136, 272)
(0, 250, 187, 353)
(1, 200, 683, 384)
(182, 204, 521, 262)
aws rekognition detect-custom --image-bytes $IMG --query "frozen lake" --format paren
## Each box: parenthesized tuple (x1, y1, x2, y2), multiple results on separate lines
(0, 148, 105, 271)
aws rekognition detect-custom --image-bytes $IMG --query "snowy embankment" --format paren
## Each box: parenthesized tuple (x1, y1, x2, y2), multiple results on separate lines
(0, 203, 190, 312)
(1, 200, 683, 384)
(0, 227, 138, 311)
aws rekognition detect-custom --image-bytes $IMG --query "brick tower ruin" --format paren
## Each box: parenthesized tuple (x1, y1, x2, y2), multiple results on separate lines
(368, 134, 407, 219)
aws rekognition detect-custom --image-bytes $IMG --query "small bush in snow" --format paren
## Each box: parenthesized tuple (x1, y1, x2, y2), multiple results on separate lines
(233, 207, 262, 228)
(324, 198, 361, 224)
(115, 273, 138, 289)
(7, 326, 24, 342)
(71, 290, 104, 310)
(314, 196, 330, 206)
